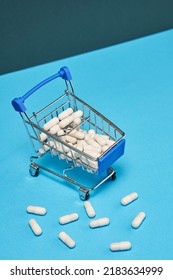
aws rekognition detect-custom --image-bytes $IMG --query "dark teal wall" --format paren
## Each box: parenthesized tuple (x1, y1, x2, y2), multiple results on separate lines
(1, 0, 173, 74)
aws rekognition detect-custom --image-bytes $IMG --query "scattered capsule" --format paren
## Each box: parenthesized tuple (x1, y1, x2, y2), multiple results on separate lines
(58, 108, 73, 120)
(43, 117, 59, 131)
(26, 206, 47, 215)
(59, 213, 79, 225)
(110, 241, 132, 252)
(28, 219, 42, 236)
(132, 212, 146, 229)
(89, 217, 110, 228)
(58, 231, 75, 248)
(84, 201, 96, 218)
(121, 192, 139, 206)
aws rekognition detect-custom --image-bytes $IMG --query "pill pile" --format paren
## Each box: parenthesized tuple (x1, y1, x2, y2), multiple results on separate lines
(38, 108, 116, 171)
(27, 193, 146, 252)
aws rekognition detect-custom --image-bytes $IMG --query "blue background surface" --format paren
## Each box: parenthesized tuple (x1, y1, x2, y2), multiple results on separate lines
(0, 30, 173, 260)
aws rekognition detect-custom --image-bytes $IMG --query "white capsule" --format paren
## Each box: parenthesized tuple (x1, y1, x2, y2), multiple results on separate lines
(65, 135, 77, 144)
(94, 134, 107, 146)
(72, 110, 83, 118)
(59, 213, 79, 225)
(69, 130, 85, 140)
(86, 137, 101, 148)
(26, 206, 47, 215)
(80, 140, 88, 147)
(132, 212, 146, 229)
(55, 142, 70, 153)
(49, 124, 60, 135)
(66, 151, 75, 161)
(88, 129, 96, 137)
(81, 156, 98, 169)
(59, 116, 74, 128)
(28, 219, 42, 236)
(121, 192, 139, 206)
(58, 108, 73, 120)
(89, 217, 110, 228)
(101, 145, 109, 153)
(98, 134, 109, 140)
(75, 143, 83, 152)
(84, 147, 100, 158)
(106, 139, 116, 147)
(39, 132, 47, 141)
(84, 201, 96, 218)
(58, 231, 75, 248)
(73, 117, 81, 125)
(43, 117, 59, 131)
(110, 241, 132, 251)
(84, 144, 102, 154)
(39, 144, 50, 154)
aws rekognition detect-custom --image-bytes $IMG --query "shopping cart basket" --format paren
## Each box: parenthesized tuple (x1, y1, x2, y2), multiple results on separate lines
(11, 66, 125, 200)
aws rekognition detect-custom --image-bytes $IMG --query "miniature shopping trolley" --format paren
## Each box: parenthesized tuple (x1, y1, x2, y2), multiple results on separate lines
(11, 66, 125, 200)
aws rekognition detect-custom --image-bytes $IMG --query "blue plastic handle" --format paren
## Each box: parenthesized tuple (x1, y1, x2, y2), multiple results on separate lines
(11, 66, 72, 112)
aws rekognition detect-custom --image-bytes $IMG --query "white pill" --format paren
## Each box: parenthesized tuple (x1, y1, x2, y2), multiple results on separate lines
(28, 219, 42, 236)
(84, 144, 102, 154)
(39, 144, 50, 154)
(58, 108, 73, 120)
(98, 134, 109, 140)
(39, 132, 47, 141)
(55, 142, 70, 153)
(81, 156, 98, 169)
(88, 129, 95, 137)
(69, 130, 85, 140)
(59, 116, 74, 128)
(86, 137, 101, 148)
(66, 151, 75, 161)
(43, 117, 59, 131)
(72, 110, 83, 118)
(94, 134, 107, 146)
(84, 201, 96, 218)
(59, 213, 79, 225)
(65, 135, 77, 144)
(101, 145, 109, 153)
(121, 192, 139, 206)
(73, 117, 81, 125)
(132, 212, 146, 229)
(75, 143, 83, 152)
(26, 206, 47, 215)
(58, 231, 75, 248)
(110, 241, 132, 251)
(89, 217, 110, 228)
(80, 140, 88, 147)
(106, 139, 116, 147)
(84, 147, 100, 158)
(49, 124, 60, 134)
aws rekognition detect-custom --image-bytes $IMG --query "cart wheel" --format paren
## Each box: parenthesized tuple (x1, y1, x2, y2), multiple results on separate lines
(29, 163, 39, 177)
(107, 167, 116, 181)
(79, 187, 89, 200)
(111, 171, 116, 180)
